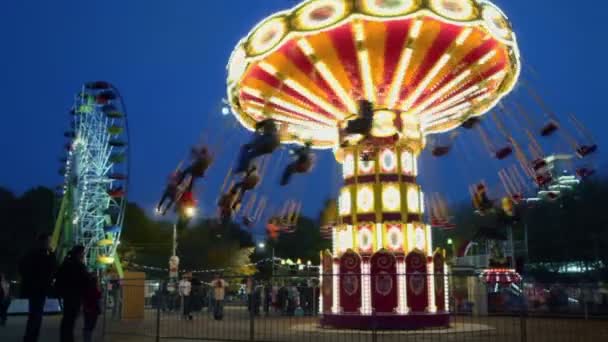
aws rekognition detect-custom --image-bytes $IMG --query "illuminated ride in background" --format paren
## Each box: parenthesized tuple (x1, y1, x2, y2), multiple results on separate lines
(53, 81, 130, 273)
(226, 0, 520, 329)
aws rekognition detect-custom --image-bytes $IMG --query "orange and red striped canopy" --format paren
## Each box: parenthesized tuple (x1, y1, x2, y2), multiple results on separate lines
(227, 0, 520, 148)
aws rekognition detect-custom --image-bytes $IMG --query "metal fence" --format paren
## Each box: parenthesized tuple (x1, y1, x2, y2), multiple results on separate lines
(102, 274, 608, 342)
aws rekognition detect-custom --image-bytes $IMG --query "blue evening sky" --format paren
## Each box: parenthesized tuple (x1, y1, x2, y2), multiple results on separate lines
(1, 0, 606, 230)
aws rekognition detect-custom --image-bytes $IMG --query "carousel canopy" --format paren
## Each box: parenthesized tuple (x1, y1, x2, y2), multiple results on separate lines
(227, 0, 520, 148)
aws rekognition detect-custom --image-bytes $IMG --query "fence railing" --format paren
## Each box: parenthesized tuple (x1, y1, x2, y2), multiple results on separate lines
(101, 274, 608, 342)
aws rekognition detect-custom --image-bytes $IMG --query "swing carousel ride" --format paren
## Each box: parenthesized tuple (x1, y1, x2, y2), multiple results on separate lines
(53, 81, 130, 272)
(226, 0, 521, 329)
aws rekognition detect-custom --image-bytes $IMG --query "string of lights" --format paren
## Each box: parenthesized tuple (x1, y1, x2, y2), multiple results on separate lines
(129, 256, 320, 275)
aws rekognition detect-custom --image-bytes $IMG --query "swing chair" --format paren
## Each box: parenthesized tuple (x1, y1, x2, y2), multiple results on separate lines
(429, 193, 455, 229)
(242, 195, 267, 228)
(575, 167, 595, 180)
(475, 115, 512, 161)
(471, 182, 494, 215)
(525, 85, 560, 137)
(490, 111, 513, 160)
(566, 113, 598, 158)
(461, 117, 480, 129)
(430, 132, 458, 157)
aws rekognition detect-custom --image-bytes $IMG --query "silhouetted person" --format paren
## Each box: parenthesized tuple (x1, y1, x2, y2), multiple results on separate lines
(344, 100, 373, 137)
(55, 245, 90, 342)
(235, 119, 280, 173)
(280, 142, 313, 186)
(19, 233, 57, 342)
(0, 272, 10, 326)
(82, 274, 101, 342)
(263, 284, 271, 316)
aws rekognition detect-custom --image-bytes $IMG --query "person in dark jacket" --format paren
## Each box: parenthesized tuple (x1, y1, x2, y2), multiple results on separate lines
(0, 272, 10, 326)
(82, 274, 101, 342)
(55, 245, 90, 342)
(18, 233, 57, 342)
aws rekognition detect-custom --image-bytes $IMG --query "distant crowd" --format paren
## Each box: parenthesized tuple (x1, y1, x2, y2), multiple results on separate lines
(154, 274, 319, 318)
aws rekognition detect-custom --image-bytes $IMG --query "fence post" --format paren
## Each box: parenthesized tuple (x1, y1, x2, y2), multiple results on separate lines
(249, 302, 255, 342)
(520, 308, 527, 342)
(371, 309, 377, 342)
(312, 286, 317, 317)
(102, 279, 108, 342)
(155, 291, 161, 342)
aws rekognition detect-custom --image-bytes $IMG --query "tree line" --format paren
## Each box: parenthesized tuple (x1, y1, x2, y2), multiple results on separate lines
(1, 179, 607, 280)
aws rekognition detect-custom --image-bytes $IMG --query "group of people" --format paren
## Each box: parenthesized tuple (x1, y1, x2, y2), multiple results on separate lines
(218, 119, 315, 223)
(168, 274, 228, 321)
(245, 279, 318, 317)
(18, 233, 102, 342)
(160, 105, 381, 225)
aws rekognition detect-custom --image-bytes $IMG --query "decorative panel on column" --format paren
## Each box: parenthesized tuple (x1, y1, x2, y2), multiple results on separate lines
(339, 250, 362, 313)
(406, 250, 428, 313)
(371, 250, 398, 313)
(433, 252, 446, 312)
(322, 250, 334, 314)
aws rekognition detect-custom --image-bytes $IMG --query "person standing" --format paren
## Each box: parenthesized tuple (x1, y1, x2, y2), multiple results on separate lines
(55, 245, 90, 342)
(263, 283, 271, 316)
(178, 275, 192, 320)
(0, 272, 10, 326)
(206, 284, 215, 314)
(108, 272, 122, 319)
(159, 280, 170, 312)
(19, 233, 57, 342)
(82, 275, 101, 342)
(210, 274, 227, 320)
(245, 277, 253, 314)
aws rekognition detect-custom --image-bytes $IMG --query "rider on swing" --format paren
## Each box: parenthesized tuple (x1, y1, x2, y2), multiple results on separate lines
(280, 141, 313, 186)
(341, 99, 374, 145)
(473, 183, 493, 214)
(182, 145, 213, 179)
(235, 119, 280, 174)
(218, 166, 260, 223)
(156, 171, 182, 214)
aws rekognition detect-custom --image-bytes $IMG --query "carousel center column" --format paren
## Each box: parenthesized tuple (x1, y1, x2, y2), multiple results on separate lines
(330, 110, 439, 315)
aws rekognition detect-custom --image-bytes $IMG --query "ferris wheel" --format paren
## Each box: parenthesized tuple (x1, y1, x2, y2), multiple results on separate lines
(54, 81, 130, 270)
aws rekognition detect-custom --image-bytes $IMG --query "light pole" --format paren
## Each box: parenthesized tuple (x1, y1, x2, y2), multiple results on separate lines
(169, 206, 196, 281)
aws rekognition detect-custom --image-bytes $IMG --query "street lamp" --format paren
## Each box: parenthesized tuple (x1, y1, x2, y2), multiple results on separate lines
(447, 238, 455, 259)
(183, 206, 196, 218)
(257, 242, 276, 278)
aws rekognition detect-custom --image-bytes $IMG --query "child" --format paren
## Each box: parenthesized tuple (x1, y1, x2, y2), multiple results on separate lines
(82, 274, 102, 342)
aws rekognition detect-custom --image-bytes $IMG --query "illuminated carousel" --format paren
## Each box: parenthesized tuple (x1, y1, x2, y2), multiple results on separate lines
(226, 0, 520, 329)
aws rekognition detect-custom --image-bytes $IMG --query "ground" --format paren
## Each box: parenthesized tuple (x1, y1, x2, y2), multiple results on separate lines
(3, 308, 608, 342)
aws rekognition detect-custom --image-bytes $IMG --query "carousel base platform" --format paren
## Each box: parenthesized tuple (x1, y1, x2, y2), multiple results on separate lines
(321, 312, 450, 330)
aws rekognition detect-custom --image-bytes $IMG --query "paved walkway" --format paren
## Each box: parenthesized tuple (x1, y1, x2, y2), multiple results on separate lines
(1, 315, 152, 342)
(4, 310, 608, 342)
